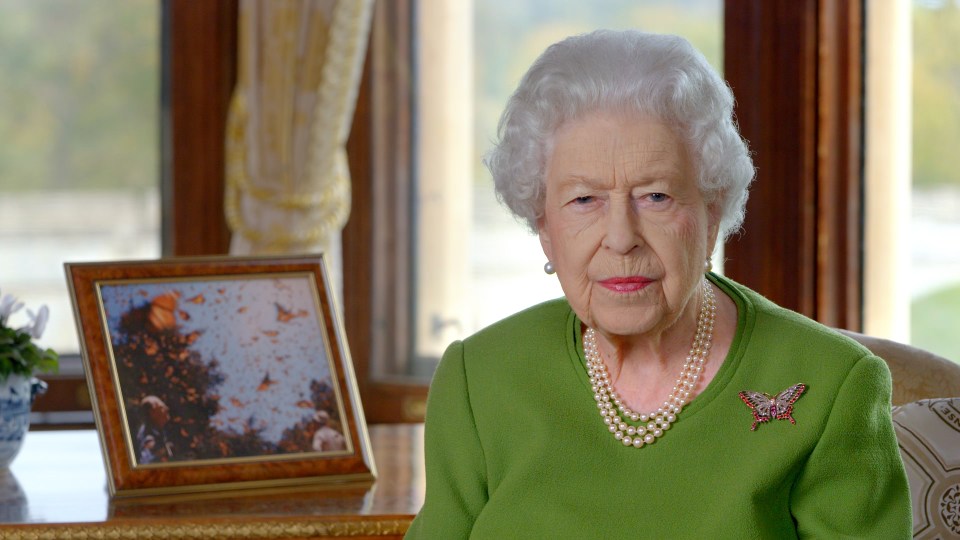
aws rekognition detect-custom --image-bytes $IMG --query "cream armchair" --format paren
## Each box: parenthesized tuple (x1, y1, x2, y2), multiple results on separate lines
(837, 329, 960, 538)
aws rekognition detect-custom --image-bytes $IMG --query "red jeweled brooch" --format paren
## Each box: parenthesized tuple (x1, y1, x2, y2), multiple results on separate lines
(739, 383, 807, 431)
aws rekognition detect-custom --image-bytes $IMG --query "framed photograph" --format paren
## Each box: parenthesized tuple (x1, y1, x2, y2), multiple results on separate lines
(65, 255, 375, 497)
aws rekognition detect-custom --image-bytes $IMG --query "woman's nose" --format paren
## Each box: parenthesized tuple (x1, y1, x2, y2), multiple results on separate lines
(601, 199, 641, 254)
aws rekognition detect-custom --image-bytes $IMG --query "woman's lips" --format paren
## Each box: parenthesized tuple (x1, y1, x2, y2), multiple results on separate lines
(598, 276, 654, 293)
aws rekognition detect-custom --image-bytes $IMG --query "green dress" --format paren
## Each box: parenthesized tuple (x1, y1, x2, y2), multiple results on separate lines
(405, 274, 911, 539)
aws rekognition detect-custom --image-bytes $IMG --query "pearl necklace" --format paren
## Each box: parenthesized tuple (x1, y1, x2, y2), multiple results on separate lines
(584, 278, 716, 448)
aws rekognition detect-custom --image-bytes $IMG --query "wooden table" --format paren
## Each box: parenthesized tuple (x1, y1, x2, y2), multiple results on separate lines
(0, 424, 424, 539)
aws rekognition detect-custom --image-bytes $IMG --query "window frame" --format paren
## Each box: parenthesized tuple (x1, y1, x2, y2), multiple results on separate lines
(164, 0, 236, 256)
(343, 0, 429, 424)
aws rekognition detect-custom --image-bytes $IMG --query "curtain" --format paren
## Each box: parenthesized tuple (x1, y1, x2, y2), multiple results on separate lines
(225, 0, 373, 288)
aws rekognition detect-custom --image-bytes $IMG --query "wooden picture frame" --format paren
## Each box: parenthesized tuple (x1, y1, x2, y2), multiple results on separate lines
(65, 255, 375, 497)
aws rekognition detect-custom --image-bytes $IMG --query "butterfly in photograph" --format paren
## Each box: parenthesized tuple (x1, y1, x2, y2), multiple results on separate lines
(738, 383, 807, 431)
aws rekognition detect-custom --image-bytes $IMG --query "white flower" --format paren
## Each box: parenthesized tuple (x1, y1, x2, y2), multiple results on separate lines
(20, 306, 50, 339)
(0, 291, 25, 327)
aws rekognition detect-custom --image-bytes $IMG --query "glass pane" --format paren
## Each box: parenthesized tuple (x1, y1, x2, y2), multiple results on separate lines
(0, 0, 160, 356)
(407, 1, 722, 376)
(910, 1, 960, 361)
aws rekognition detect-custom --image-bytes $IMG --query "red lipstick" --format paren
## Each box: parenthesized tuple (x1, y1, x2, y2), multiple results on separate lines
(598, 276, 653, 293)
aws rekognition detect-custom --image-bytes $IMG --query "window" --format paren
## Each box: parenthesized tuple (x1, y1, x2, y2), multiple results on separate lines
(0, 0, 161, 357)
(865, 0, 960, 361)
(3, 0, 236, 427)
(907, 1, 960, 360)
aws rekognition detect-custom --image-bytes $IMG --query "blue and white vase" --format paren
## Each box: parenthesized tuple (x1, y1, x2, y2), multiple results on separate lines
(0, 374, 47, 468)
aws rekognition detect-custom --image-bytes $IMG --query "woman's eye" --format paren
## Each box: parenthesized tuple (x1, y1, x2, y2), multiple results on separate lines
(573, 195, 594, 205)
(647, 193, 669, 203)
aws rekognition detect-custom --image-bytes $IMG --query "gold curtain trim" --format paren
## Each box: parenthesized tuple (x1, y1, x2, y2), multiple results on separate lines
(225, 0, 373, 250)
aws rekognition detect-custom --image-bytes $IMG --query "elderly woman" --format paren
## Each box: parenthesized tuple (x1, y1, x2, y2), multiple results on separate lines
(405, 30, 910, 538)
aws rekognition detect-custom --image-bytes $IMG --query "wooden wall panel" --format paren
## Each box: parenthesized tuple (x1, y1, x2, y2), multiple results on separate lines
(165, 0, 236, 256)
(724, 0, 863, 329)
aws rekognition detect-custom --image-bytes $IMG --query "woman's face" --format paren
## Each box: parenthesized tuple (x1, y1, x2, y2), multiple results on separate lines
(538, 111, 719, 339)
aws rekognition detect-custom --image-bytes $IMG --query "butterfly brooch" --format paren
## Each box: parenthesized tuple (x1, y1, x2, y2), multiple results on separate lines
(738, 383, 807, 431)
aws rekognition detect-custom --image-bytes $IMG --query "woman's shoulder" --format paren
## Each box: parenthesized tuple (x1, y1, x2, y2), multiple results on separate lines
(436, 298, 576, 379)
(433, 297, 575, 400)
(716, 274, 881, 385)
(754, 294, 870, 362)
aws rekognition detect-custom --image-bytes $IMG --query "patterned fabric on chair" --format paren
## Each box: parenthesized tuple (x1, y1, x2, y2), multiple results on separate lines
(892, 399, 960, 539)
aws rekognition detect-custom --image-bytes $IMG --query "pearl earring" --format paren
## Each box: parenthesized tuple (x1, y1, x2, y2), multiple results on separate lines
(544, 261, 556, 275)
(705, 258, 713, 273)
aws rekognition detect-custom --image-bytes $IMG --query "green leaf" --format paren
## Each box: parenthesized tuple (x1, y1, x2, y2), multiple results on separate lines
(0, 324, 59, 380)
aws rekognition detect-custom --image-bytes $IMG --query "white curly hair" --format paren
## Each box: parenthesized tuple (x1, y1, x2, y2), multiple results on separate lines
(483, 29, 755, 243)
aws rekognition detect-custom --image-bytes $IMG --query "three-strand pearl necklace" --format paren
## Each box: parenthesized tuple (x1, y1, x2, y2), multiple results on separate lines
(585, 278, 716, 448)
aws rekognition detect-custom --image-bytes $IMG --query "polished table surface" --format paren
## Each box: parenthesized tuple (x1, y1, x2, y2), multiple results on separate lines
(0, 423, 425, 538)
